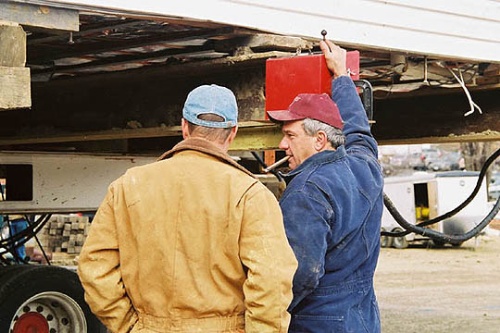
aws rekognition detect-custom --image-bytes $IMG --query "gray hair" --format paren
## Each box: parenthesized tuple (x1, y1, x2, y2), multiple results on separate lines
(303, 118, 345, 148)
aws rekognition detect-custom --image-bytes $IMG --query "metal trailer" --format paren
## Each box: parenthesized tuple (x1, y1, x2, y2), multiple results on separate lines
(381, 171, 489, 249)
(0, 152, 156, 214)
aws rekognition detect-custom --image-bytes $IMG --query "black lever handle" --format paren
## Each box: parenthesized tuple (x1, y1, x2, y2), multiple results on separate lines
(353, 79, 374, 122)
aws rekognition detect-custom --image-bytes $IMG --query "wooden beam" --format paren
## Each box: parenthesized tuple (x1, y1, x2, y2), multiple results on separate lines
(0, 25, 26, 66)
(0, 121, 280, 149)
(31, 50, 289, 82)
(215, 33, 314, 53)
(0, 2, 79, 31)
(0, 24, 30, 110)
(28, 26, 235, 65)
(0, 67, 31, 110)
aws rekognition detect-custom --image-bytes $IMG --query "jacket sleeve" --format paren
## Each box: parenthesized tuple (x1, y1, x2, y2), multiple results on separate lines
(238, 182, 298, 333)
(332, 76, 379, 160)
(77, 183, 138, 333)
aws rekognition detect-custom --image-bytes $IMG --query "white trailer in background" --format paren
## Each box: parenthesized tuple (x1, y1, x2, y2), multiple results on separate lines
(382, 171, 489, 249)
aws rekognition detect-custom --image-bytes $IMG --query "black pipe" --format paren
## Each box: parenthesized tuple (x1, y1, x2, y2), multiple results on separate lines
(383, 192, 500, 244)
(251, 151, 284, 182)
(382, 147, 500, 244)
(0, 214, 51, 264)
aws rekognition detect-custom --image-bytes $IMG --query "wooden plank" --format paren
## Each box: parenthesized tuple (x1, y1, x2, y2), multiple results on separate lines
(483, 64, 500, 77)
(0, 66, 31, 110)
(0, 120, 279, 148)
(0, 2, 79, 31)
(475, 76, 500, 85)
(31, 50, 289, 83)
(215, 33, 314, 53)
(264, 150, 276, 167)
(0, 25, 25, 67)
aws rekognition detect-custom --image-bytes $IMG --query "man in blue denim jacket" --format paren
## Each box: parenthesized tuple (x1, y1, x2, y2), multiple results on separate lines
(267, 40, 384, 333)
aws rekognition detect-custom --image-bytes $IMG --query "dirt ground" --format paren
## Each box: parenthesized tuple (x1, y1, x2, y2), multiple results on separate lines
(375, 223, 500, 333)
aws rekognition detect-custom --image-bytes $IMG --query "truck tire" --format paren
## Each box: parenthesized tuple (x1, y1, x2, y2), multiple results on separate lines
(0, 264, 107, 333)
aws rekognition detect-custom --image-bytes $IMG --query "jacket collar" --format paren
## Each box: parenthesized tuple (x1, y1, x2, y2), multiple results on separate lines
(158, 137, 255, 178)
(283, 145, 347, 178)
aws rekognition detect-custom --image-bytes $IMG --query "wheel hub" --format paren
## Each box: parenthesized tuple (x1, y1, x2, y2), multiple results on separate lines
(13, 312, 49, 333)
(9, 291, 87, 333)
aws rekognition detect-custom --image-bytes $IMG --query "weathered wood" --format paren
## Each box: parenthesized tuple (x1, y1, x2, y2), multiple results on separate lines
(0, 24, 31, 110)
(0, 121, 280, 151)
(475, 76, 500, 85)
(215, 33, 314, 53)
(0, 24, 26, 67)
(0, 66, 31, 110)
(4, 59, 268, 144)
(31, 50, 289, 83)
(483, 64, 500, 77)
(0, 2, 79, 31)
(371, 88, 500, 143)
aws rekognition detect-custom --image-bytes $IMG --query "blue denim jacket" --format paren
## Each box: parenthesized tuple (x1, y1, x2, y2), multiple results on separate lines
(280, 76, 384, 333)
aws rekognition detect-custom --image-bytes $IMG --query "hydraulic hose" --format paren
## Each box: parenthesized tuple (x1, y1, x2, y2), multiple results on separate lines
(383, 192, 500, 244)
(0, 214, 52, 265)
(382, 147, 500, 244)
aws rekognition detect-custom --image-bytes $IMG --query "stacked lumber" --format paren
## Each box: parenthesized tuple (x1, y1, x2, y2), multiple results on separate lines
(38, 214, 90, 255)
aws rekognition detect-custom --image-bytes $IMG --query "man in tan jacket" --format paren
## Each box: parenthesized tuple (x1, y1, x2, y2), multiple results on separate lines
(78, 84, 298, 333)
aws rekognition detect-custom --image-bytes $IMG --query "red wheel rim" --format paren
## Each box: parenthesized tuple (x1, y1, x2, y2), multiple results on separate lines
(12, 312, 49, 333)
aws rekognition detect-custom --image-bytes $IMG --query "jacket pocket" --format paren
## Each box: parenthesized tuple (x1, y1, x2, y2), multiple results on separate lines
(289, 314, 345, 333)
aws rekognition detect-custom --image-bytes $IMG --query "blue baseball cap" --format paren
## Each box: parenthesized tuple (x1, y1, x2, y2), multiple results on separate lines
(182, 84, 238, 128)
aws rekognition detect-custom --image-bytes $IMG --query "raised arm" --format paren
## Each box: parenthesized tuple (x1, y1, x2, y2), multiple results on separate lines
(320, 40, 378, 158)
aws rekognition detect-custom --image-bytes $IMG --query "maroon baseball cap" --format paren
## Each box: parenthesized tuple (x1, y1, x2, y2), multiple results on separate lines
(267, 93, 343, 129)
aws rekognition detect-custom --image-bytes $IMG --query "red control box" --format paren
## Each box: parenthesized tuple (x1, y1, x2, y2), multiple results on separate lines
(265, 51, 359, 112)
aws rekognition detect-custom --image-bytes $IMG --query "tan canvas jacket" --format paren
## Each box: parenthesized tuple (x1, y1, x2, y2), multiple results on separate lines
(78, 137, 297, 333)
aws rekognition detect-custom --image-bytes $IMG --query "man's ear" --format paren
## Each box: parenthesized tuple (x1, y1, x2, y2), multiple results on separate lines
(314, 131, 329, 151)
(181, 118, 190, 139)
(220, 126, 238, 152)
(227, 126, 238, 144)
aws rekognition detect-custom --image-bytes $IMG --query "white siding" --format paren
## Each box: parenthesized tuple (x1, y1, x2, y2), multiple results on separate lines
(17, 0, 500, 62)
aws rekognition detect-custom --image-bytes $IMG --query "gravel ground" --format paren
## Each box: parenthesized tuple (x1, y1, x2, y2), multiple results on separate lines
(375, 225, 500, 333)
